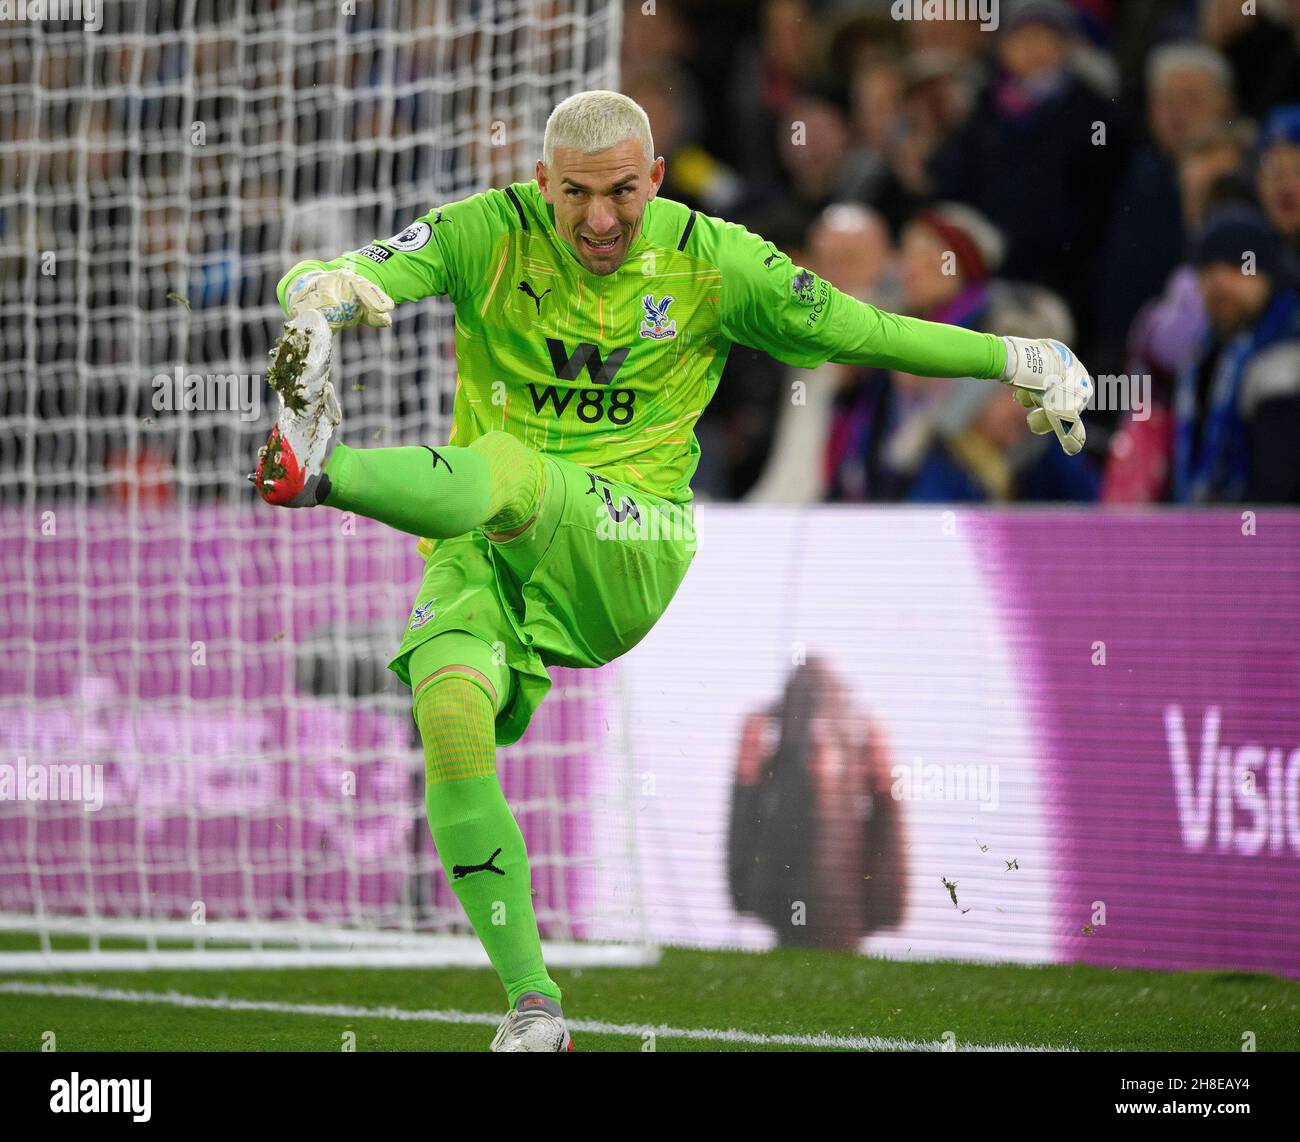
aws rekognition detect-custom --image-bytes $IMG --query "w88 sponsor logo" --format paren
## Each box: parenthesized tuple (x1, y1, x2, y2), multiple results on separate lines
(525, 337, 637, 424)
(527, 384, 636, 424)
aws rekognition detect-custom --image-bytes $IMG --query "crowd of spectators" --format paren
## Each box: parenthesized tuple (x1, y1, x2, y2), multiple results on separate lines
(634, 0, 1300, 504)
(6, 0, 1300, 507)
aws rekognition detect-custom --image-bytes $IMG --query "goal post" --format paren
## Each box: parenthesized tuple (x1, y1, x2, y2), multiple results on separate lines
(0, 0, 658, 971)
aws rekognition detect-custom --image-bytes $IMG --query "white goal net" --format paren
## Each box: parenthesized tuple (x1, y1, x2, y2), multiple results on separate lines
(0, 0, 655, 970)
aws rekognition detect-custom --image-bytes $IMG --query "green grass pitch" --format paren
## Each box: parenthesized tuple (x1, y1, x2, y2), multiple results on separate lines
(1, 933, 1296, 1052)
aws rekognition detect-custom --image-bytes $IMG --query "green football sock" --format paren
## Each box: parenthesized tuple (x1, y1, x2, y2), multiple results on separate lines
(321, 431, 544, 539)
(414, 667, 560, 1008)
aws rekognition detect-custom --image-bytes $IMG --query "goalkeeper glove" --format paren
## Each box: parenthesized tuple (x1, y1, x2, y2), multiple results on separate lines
(1000, 337, 1092, 456)
(284, 268, 394, 331)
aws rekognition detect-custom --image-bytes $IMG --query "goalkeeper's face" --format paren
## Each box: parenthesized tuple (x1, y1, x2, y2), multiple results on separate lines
(537, 140, 665, 276)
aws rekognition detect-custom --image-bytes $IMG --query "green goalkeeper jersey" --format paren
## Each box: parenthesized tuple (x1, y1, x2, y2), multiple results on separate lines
(278, 181, 1007, 505)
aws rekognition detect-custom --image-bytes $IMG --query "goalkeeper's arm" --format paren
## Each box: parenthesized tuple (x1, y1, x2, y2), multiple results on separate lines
(275, 221, 448, 331)
(712, 222, 1093, 455)
(276, 190, 513, 331)
(809, 289, 1093, 456)
(275, 230, 444, 331)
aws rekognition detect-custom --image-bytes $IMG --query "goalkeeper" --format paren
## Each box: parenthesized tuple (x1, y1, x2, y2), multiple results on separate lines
(255, 90, 1092, 1052)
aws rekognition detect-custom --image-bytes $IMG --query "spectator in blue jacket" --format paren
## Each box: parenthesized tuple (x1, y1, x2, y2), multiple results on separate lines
(1257, 104, 1300, 258)
(1175, 206, 1300, 503)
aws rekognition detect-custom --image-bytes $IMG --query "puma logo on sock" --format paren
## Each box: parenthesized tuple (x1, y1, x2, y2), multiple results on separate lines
(452, 847, 505, 879)
(424, 446, 452, 474)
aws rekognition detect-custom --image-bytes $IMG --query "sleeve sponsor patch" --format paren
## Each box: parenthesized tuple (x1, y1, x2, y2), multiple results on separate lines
(356, 244, 393, 264)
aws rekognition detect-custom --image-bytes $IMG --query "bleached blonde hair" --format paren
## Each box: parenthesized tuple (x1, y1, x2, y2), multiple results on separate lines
(542, 90, 654, 168)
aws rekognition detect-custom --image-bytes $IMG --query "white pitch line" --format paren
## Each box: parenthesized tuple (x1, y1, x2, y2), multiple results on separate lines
(0, 981, 1072, 1052)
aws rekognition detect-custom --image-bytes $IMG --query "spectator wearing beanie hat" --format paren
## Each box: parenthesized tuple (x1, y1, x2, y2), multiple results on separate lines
(1175, 205, 1300, 503)
(1257, 104, 1300, 256)
(820, 203, 1004, 502)
(885, 203, 1007, 444)
(900, 202, 1004, 324)
(1100, 121, 1259, 505)
(904, 282, 1100, 503)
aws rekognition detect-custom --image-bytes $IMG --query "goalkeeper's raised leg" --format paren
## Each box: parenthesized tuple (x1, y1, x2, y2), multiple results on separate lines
(254, 308, 576, 1053)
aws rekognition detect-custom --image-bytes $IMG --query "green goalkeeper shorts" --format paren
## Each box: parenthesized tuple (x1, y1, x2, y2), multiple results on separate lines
(388, 452, 696, 745)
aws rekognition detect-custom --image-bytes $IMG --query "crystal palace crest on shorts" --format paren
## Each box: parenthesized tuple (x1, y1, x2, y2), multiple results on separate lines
(409, 598, 437, 630)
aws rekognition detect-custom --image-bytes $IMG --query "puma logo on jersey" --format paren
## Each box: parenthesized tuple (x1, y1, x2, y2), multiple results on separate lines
(518, 279, 552, 315)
